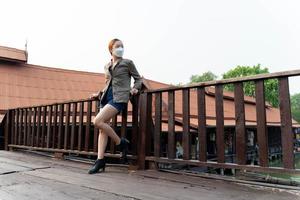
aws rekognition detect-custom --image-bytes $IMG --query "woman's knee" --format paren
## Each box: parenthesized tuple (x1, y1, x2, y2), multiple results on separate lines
(94, 118, 105, 128)
(94, 116, 110, 128)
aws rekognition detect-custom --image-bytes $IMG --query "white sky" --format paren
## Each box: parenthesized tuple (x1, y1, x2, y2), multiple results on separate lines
(1, 0, 300, 94)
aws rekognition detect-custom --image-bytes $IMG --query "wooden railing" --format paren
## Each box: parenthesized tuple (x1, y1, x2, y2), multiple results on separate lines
(138, 70, 300, 174)
(2, 70, 300, 174)
(3, 93, 141, 162)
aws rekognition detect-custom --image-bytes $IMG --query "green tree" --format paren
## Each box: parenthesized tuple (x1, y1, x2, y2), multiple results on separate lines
(291, 93, 300, 123)
(190, 71, 217, 83)
(222, 64, 279, 107)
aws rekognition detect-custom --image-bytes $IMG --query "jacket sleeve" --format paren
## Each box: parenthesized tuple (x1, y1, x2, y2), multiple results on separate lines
(128, 60, 143, 91)
(97, 65, 110, 96)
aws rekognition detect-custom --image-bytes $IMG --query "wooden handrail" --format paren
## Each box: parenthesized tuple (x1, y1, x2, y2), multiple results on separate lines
(143, 69, 300, 93)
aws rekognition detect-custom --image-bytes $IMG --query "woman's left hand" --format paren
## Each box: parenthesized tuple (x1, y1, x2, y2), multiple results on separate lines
(130, 88, 139, 95)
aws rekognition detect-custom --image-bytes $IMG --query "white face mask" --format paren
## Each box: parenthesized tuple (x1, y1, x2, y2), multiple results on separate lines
(112, 47, 124, 57)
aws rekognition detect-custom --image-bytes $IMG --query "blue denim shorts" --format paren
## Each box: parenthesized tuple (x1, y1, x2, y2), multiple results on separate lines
(99, 85, 127, 113)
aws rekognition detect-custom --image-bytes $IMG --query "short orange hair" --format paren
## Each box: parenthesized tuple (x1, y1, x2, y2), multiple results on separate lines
(108, 38, 121, 55)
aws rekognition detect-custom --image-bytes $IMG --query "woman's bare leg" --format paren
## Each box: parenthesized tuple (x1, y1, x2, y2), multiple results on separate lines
(97, 130, 108, 159)
(94, 104, 121, 159)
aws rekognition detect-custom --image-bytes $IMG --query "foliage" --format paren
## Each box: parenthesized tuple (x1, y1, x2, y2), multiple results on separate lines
(291, 93, 300, 123)
(222, 64, 279, 107)
(190, 71, 217, 83)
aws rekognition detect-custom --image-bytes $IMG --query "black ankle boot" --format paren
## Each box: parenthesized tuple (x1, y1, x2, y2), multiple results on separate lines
(88, 158, 106, 174)
(116, 137, 129, 163)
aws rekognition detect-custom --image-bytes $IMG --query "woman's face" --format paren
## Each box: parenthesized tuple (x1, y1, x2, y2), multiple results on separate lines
(112, 40, 124, 50)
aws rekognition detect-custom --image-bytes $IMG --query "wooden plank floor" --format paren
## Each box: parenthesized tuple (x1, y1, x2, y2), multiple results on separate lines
(0, 150, 299, 200)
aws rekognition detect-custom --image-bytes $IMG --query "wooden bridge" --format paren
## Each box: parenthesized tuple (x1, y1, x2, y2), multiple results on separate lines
(1, 70, 300, 199)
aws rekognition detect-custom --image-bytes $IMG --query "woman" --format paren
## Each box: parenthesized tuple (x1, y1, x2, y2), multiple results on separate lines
(88, 38, 143, 174)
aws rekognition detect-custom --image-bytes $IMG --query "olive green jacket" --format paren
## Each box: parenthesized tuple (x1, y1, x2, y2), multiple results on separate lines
(98, 58, 143, 103)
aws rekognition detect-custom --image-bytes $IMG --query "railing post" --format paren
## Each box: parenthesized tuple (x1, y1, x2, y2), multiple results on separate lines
(154, 92, 162, 157)
(71, 102, 77, 150)
(131, 95, 140, 155)
(279, 77, 294, 169)
(121, 104, 128, 138)
(52, 104, 58, 148)
(36, 106, 41, 147)
(4, 110, 11, 150)
(32, 107, 37, 147)
(46, 105, 52, 148)
(64, 103, 71, 150)
(215, 85, 225, 163)
(84, 101, 92, 151)
(182, 88, 190, 160)
(93, 101, 99, 153)
(78, 102, 84, 151)
(197, 87, 207, 162)
(234, 82, 247, 165)
(255, 80, 269, 167)
(168, 91, 176, 159)
(138, 92, 149, 169)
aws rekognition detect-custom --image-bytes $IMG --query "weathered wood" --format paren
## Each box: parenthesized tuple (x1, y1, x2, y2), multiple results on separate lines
(7, 144, 137, 159)
(14, 109, 19, 145)
(279, 77, 294, 169)
(121, 104, 128, 138)
(78, 102, 84, 151)
(23, 109, 27, 146)
(110, 115, 117, 154)
(10, 98, 93, 110)
(234, 82, 246, 165)
(131, 95, 139, 155)
(154, 93, 162, 157)
(255, 80, 269, 167)
(4, 110, 10, 150)
(22, 109, 26, 145)
(1, 150, 299, 199)
(31, 107, 37, 147)
(215, 85, 225, 163)
(93, 101, 98, 152)
(36, 107, 41, 147)
(168, 91, 176, 159)
(52, 104, 58, 148)
(27, 108, 32, 146)
(18, 109, 23, 145)
(46, 106, 52, 148)
(58, 104, 64, 149)
(84, 101, 92, 152)
(41, 106, 47, 148)
(145, 69, 300, 93)
(138, 93, 148, 169)
(145, 93, 152, 156)
(11, 110, 15, 146)
(64, 103, 71, 150)
(182, 89, 190, 160)
(146, 156, 300, 175)
(71, 102, 77, 150)
(197, 87, 207, 162)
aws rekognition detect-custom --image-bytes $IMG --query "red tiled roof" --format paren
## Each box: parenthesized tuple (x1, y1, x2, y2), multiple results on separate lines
(0, 62, 105, 110)
(0, 46, 27, 63)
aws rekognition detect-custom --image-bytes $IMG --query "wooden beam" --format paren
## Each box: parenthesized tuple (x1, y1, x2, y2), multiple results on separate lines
(234, 82, 246, 165)
(154, 92, 162, 157)
(168, 91, 176, 159)
(182, 89, 190, 160)
(279, 77, 294, 169)
(197, 87, 207, 162)
(255, 80, 269, 167)
(215, 85, 225, 163)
